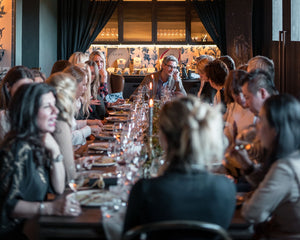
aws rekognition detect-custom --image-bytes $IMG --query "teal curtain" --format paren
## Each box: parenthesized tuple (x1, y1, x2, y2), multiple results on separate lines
(192, 0, 227, 55)
(58, 0, 119, 60)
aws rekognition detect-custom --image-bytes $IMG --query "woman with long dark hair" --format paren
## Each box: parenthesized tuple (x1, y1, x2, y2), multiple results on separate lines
(241, 94, 300, 239)
(0, 83, 81, 239)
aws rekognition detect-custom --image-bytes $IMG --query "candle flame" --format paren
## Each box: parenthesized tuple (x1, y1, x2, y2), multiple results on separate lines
(149, 82, 153, 90)
(151, 74, 154, 79)
(149, 98, 154, 107)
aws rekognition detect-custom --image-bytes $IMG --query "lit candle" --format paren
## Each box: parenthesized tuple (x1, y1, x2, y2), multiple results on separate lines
(149, 98, 154, 137)
(150, 74, 154, 98)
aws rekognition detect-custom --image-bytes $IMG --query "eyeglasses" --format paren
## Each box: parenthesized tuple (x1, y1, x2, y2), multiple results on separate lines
(165, 64, 178, 70)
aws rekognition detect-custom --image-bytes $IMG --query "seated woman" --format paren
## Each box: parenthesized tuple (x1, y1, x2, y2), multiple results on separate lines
(123, 96, 236, 236)
(85, 60, 106, 120)
(239, 94, 300, 239)
(0, 83, 81, 239)
(63, 65, 102, 146)
(46, 72, 77, 182)
(89, 50, 124, 105)
(223, 70, 255, 144)
(0, 66, 34, 141)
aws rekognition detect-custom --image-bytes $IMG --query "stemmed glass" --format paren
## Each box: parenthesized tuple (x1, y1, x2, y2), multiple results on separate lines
(68, 160, 85, 199)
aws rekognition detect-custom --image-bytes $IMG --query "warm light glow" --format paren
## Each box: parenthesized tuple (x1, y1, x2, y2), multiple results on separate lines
(149, 98, 154, 108)
(149, 82, 153, 90)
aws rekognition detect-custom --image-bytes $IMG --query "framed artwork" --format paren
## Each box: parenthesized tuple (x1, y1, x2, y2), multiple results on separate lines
(0, 0, 14, 78)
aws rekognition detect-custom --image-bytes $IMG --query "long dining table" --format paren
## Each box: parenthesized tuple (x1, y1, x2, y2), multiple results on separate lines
(36, 134, 254, 240)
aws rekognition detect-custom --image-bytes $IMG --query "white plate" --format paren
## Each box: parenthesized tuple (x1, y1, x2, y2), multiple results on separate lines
(93, 156, 116, 167)
(105, 116, 128, 122)
(88, 142, 109, 151)
(67, 190, 117, 207)
(102, 124, 114, 131)
(111, 104, 131, 111)
(109, 111, 129, 117)
(95, 132, 115, 141)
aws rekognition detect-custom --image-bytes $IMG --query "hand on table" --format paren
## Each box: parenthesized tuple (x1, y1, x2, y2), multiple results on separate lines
(87, 119, 103, 127)
(48, 196, 81, 217)
(90, 125, 101, 136)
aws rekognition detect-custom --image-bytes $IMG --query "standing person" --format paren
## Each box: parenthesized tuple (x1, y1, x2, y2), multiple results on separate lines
(130, 55, 186, 99)
(46, 72, 77, 182)
(0, 66, 34, 141)
(240, 94, 300, 239)
(123, 96, 236, 236)
(0, 84, 81, 239)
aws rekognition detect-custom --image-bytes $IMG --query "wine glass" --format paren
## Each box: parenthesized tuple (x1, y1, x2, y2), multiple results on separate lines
(68, 160, 85, 200)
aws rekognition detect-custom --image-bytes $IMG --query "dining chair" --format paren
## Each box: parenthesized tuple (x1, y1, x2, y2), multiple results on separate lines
(122, 220, 232, 240)
(110, 73, 125, 93)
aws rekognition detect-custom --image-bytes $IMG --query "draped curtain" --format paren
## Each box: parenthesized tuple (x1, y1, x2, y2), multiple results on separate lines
(192, 0, 227, 55)
(252, 0, 265, 56)
(58, 0, 119, 60)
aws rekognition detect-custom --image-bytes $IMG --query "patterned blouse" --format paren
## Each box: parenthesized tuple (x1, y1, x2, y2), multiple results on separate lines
(0, 139, 51, 236)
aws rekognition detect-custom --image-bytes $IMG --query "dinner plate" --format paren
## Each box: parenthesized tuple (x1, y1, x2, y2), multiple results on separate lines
(67, 190, 117, 207)
(109, 111, 129, 117)
(111, 103, 131, 111)
(77, 155, 116, 167)
(95, 132, 115, 140)
(92, 156, 116, 167)
(105, 116, 128, 122)
(88, 142, 109, 151)
(102, 124, 114, 131)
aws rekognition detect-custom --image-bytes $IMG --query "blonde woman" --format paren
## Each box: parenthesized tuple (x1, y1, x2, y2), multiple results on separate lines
(69, 51, 89, 65)
(196, 55, 215, 98)
(85, 60, 106, 120)
(63, 65, 102, 146)
(123, 96, 236, 235)
(46, 72, 77, 182)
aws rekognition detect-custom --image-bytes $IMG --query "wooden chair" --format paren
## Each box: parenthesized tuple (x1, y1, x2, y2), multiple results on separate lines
(110, 73, 125, 93)
(122, 220, 232, 240)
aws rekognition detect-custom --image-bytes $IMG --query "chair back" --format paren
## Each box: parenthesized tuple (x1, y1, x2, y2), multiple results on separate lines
(122, 220, 232, 240)
(110, 73, 125, 93)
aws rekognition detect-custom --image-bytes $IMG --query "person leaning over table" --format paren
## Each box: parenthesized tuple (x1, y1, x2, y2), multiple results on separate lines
(0, 83, 81, 240)
(46, 72, 78, 182)
(129, 55, 187, 100)
(123, 96, 236, 237)
(236, 94, 300, 240)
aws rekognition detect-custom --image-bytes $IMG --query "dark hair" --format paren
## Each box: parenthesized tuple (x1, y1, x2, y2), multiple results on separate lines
(224, 70, 247, 104)
(2, 83, 56, 166)
(243, 69, 278, 96)
(31, 69, 46, 82)
(0, 66, 34, 109)
(263, 94, 300, 170)
(219, 55, 236, 71)
(51, 60, 72, 75)
(204, 59, 229, 87)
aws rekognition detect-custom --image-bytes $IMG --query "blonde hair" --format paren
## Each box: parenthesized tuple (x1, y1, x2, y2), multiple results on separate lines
(89, 50, 106, 67)
(85, 60, 100, 99)
(46, 72, 77, 126)
(197, 55, 215, 74)
(159, 95, 226, 171)
(76, 63, 91, 118)
(69, 52, 89, 65)
(63, 64, 90, 117)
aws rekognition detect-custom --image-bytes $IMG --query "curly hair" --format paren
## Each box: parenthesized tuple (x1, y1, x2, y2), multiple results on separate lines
(159, 95, 227, 172)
